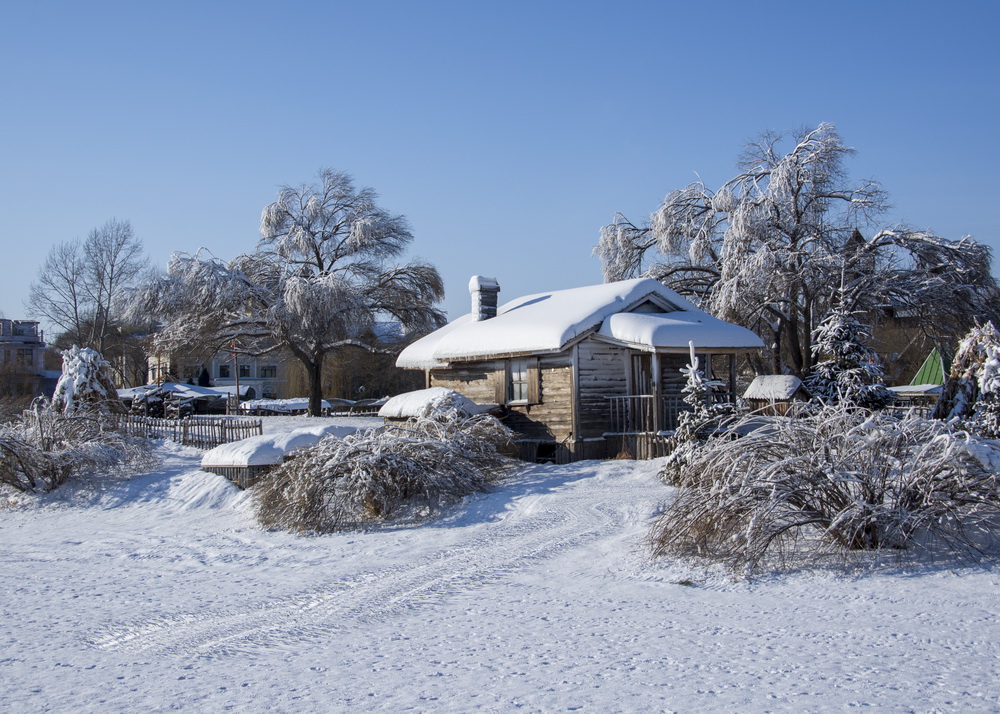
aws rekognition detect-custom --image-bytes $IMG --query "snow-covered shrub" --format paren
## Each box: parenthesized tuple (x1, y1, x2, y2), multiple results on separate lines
(0, 402, 151, 493)
(804, 302, 893, 409)
(254, 406, 519, 532)
(651, 404, 1000, 576)
(51, 346, 124, 414)
(935, 322, 1000, 438)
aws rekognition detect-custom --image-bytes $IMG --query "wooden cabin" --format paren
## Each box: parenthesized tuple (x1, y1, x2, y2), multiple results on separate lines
(396, 277, 763, 461)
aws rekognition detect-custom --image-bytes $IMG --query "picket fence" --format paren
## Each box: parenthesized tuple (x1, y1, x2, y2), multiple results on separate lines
(114, 414, 263, 449)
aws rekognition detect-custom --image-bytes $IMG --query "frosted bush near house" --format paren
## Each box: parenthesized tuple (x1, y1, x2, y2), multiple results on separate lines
(254, 399, 519, 532)
(652, 404, 1000, 576)
(935, 321, 1000, 438)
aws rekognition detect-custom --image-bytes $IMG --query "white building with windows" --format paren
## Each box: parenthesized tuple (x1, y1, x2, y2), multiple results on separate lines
(148, 349, 289, 401)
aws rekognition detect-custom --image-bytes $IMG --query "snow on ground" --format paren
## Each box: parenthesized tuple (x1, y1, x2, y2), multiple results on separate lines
(2, 430, 999, 712)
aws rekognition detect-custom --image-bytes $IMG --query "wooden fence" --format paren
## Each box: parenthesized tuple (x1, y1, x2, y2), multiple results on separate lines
(113, 415, 263, 449)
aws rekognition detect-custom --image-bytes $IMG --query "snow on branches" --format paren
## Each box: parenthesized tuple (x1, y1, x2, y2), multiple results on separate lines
(253, 401, 519, 532)
(934, 321, 1000, 437)
(651, 404, 1000, 576)
(51, 346, 124, 414)
(127, 169, 446, 416)
(804, 300, 893, 410)
(596, 123, 999, 375)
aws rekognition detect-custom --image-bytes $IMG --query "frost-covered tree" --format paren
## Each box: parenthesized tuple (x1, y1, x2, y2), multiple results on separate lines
(596, 123, 999, 374)
(804, 297, 893, 409)
(129, 169, 445, 416)
(934, 321, 1000, 436)
(50, 346, 124, 414)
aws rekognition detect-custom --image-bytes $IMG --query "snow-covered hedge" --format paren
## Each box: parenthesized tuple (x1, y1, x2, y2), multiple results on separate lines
(253, 405, 519, 532)
(652, 404, 1000, 576)
(1, 403, 151, 493)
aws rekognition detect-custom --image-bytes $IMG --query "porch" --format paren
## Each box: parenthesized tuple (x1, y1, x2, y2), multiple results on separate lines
(606, 392, 734, 435)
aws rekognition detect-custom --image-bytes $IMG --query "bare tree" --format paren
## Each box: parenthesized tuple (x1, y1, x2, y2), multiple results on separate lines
(82, 218, 147, 354)
(597, 123, 999, 374)
(130, 169, 446, 415)
(27, 240, 89, 345)
(27, 219, 149, 380)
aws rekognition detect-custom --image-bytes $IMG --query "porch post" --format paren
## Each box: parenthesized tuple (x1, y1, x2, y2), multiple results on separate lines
(651, 351, 662, 433)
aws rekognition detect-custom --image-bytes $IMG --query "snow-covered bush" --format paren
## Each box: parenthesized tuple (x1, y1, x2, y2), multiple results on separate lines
(51, 346, 124, 414)
(0, 402, 151, 493)
(935, 322, 1000, 438)
(804, 302, 893, 409)
(651, 404, 1000, 576)
(254, 404, 519, 532)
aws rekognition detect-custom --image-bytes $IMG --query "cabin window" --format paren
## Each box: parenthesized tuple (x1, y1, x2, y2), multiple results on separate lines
(503, 357, 540, 405)
(509, 359, 529, 403)
(260, 365, 277, 378)
(219, 365, 231, 378)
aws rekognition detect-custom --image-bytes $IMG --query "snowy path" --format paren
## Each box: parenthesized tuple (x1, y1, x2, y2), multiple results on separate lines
(91, 462, 638, 658)
(2, 442, 1000, 712)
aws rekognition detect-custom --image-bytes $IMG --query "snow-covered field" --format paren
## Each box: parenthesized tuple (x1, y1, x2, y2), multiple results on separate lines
(2, 420, 999, 712)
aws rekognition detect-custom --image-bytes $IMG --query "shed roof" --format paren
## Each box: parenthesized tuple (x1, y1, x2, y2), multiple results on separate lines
(397, 278, 764, 369)
(743, 375, 806, 401)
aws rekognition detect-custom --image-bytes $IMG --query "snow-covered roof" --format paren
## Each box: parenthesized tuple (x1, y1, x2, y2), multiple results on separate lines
(743, 375, 806, 401)
(397, 278, 762, 369)
(888, 384, 943, 396)
(378, 387, 496, 419)
(201, 423, 361, 468)
(118, 383, 253, 401)
(597, 312, 763, 352)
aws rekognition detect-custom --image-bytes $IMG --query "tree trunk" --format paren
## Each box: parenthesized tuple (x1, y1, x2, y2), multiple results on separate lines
(771, 325, 782, 374)
(307, 353, 325, 417)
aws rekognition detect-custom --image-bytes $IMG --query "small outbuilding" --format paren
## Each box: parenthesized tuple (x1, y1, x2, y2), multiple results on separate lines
(742, 375, 810, 415)
(396, 276, 764, 461)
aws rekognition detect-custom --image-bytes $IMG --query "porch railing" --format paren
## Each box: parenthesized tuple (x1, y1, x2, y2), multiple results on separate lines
(607, 393, 733, 435)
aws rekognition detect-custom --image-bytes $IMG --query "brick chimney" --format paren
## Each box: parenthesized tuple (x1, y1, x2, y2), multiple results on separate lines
(469, 276, 500, 321)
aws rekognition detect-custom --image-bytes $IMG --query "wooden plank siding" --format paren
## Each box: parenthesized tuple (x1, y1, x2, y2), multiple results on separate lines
(575, 338, 629, 439)
(423, 341, 739, 462)
(429, 356, 574, 443)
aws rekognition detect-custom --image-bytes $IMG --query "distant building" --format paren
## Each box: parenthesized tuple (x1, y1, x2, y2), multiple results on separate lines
(148, 348, 291, 401)
(0, 319, 48, 397)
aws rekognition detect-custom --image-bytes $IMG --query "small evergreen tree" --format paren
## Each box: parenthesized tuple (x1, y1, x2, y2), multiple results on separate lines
(50, 346, 124, 414)
(804, 299, 893, 409)
(660, 343, 730, 485)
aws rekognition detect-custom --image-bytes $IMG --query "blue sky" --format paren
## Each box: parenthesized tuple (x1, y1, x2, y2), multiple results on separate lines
(2, 0, 997, 335)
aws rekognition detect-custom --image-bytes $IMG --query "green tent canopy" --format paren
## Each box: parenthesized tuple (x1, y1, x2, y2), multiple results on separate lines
(910, 347, 948, 386)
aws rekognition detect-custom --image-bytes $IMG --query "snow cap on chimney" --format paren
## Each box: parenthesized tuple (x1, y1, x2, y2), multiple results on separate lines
(469, 275, 500, 321)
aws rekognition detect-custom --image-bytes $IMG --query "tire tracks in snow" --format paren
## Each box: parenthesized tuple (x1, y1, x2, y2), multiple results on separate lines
(90, 464, 644, 658)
